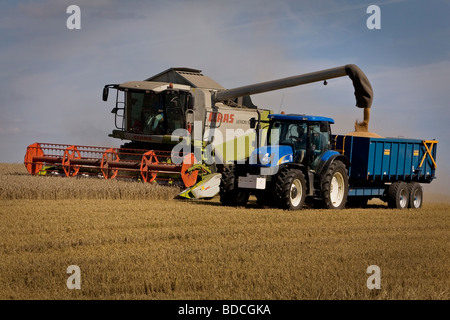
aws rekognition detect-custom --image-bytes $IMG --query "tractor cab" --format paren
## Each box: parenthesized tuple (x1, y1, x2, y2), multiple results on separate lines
(251, 114, 334, 170)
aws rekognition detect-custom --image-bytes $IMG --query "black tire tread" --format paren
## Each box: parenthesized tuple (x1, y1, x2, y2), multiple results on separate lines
(274, 168, 306, 210)
(407, 182, 423, 209)
(387, 181, 409, 209)
(320, 160, 349, 209)
(219, 166, 249, 206)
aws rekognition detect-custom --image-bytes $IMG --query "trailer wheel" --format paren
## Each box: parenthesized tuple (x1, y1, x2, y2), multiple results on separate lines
(387, 181, 409, 209)
(321, 160, 349, 209)
(219, 166, 249, 206)
(274, 168, 306, 210)
(407, 182, 423, 209)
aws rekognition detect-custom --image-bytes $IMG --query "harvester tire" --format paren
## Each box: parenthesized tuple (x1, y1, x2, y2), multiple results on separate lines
(320, 160, 349, 209)
(407, 182, 423, 209)
(387, 181, 409, 209)
(274, 168, 306, 210)
(220, 166, 249, 207)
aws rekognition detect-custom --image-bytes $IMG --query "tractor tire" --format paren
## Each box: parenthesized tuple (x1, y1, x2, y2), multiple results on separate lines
(219, 166, 249, 207)
(274, 168, 306, 210)
(320, 160, 349, 209)
(387, 181, 409, 209)
(407, 182, 423, 209)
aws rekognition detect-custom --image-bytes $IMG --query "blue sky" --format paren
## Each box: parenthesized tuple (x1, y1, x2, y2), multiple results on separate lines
(0, 0, 449, 197)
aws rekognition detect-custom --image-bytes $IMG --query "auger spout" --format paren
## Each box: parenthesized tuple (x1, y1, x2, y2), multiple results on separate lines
(213, 64, 373, 131)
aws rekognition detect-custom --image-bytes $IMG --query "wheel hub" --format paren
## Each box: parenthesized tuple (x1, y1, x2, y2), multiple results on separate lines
(291, 186, 298, 199)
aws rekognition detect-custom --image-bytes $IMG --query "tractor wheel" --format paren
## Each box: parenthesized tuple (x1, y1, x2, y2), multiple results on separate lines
(219, 166, 249, 206)
(274, 168, 306, 210)
(321, 160, 349, 209)
(407, 182, 423, 209)
(387, 181, 409, 209)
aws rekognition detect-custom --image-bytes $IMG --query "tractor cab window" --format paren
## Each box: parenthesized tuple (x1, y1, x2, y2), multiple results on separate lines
(309, 122, 331, 169)
(268, 121, 308, 164)
(287, 123, 307, 163)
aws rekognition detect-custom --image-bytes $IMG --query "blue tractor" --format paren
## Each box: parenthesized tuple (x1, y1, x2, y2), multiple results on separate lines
(220, 113, 350, 210)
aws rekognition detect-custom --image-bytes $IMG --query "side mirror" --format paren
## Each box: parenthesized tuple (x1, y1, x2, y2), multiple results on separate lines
(249, 117, 256, 129)
(102, 86, 109, 101)
(111, 107, 118, 114)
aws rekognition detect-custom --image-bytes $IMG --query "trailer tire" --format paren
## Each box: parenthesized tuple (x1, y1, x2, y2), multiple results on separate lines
(407, 182, 423, 209)
(274, 168, 306, 210)
(219, 166, 249, 206)
(387, 181, 409, 209)
(321, 160, 349, 209)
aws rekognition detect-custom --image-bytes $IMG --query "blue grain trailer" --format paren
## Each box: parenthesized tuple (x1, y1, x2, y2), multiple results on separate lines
(333, 135, 438, 209)
(220, 114, 438, 210)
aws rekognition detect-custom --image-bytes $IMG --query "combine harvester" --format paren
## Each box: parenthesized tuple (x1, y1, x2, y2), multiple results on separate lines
(24, 65, 438, 208)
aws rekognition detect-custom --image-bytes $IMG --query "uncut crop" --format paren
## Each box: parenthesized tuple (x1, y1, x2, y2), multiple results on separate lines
(0, 164, 180, 200)
(0, 163, 449, 300)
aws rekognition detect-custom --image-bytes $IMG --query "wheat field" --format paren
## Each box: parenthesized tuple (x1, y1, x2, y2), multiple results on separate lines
(0, 163, 448, 300)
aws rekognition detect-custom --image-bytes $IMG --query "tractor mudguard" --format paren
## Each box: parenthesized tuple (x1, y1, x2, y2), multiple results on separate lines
(316, 151, 350, 179)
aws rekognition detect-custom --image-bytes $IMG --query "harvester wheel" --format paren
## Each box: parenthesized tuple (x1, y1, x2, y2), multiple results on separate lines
(62, 145, 81, 177)
(274, 168, 306, 210)
(407, 182, 423, 209)
(24, 143, 44, 175)
(387, 181, 409, 209)
(101, 148, 120, 180)
(320, 160, 349, 209)
(220, 166, 249, 206)
(180, 153, 199, 188)
(140, 150, 159, 183)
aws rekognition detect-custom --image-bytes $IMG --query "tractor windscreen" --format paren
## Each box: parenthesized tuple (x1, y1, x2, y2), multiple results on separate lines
(125, 91, 188, 135)
(268, 120, 331, 166)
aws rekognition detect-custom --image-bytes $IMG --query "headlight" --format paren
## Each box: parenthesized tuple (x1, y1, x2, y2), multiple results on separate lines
(260, 153, 271, 165)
